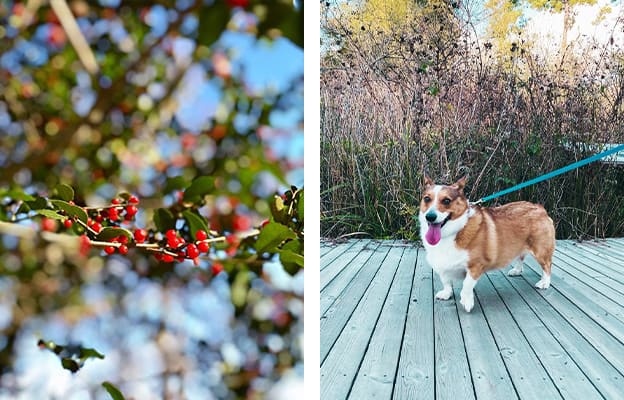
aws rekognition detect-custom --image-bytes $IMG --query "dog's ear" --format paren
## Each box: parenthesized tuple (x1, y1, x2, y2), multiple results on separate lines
(453, 175, 468, 191)
(423, 173, 434, 187)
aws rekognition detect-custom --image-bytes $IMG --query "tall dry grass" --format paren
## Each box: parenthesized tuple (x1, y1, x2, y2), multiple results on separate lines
(321, 4, 624, 240)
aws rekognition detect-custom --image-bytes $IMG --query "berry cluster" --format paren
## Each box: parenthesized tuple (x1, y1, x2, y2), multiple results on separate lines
(39, 193, 248, 275)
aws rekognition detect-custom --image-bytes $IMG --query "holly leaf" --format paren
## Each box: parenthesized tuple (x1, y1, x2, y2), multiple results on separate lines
(296, 189, 304, 222)
(0, 188, 35, 202)
(102, 382, 126, 400)
(278, 249, 304, 275)
(182, 210, 209, 240)
(97, 227, 133, 242)
(50, 200, 88, 223)
(35, 209, 65, 220)
(254, 222, 296, 253)
(26, 196, 48, 210)
(53, 184, 74, 202)
(61, 358, 80, 373)
(79, 347, 104, 360)
(154, 208, 176, 232)
(183, 176, 215, 202)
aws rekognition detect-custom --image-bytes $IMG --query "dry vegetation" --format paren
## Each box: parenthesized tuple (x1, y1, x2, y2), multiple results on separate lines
(321, 1, 624, 240)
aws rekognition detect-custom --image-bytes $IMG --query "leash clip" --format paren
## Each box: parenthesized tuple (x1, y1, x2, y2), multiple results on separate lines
(470, 199, 484, 206)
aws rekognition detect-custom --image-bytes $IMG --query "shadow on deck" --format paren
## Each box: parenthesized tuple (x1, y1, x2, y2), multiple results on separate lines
(320, 238, 624, 400)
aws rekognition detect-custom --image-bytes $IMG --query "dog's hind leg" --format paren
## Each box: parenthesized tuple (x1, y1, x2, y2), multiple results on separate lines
(507, 254, 525, 276)
(532, 248, 553, 290)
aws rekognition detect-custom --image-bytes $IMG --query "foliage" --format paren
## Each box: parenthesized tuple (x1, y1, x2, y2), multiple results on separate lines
(321, 0, 624, 241)
(0, 0, 303, 398)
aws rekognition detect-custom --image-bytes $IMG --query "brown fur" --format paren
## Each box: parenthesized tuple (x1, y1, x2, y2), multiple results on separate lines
(457, 202, 555, 280)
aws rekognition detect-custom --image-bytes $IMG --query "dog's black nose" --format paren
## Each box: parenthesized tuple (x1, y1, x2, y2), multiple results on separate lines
(425, 211, 437, 223)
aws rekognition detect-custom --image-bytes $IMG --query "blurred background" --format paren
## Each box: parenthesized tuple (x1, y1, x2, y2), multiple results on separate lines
(321, 0, 624, 240)
(0, 0, 303, 398)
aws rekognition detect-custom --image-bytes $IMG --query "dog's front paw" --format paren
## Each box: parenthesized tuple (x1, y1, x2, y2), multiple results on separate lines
(435, 288, 452, 300)
(460, 292, 474, 312)
(507, 268, 523, 277)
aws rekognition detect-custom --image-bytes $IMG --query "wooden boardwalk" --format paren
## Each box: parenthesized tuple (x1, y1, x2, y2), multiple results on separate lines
(320, 238, 624, 400)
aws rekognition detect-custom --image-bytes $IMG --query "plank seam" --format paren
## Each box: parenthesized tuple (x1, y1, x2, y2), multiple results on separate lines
(345, 247, 407, 400)
(498, 271, 609, 400)
(390, 247, 419, 399)
(321, 242, 393, 365)
(486, 273, 564, 399)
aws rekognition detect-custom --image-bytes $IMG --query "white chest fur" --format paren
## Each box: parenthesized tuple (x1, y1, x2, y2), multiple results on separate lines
(423, 237, 469, 280)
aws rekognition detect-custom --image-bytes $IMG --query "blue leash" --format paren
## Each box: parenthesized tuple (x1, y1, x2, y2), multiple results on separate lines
(472, 143, 624, 205)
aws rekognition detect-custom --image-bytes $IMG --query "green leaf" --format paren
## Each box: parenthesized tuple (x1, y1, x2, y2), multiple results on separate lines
(79, 347, 105, 360)
(279, 249, 304, 267)
(182, 210, 209, 240)
(97, 227, 133, 242)
(257, 1, 303, 48)
(281, 237, 302, 253)
(26, 196, 48, 210)
(36, 209, 66, 220)
(183, 176, 215, 202)
(254, 222, 296, 253)
(270, 195, 287, 224)
(102, 382, 126, 400)
(198, 2, 230, 48)
(0, 189, 35, 202)
(154, 208, 176, 232)
(61, 358, 80, 373)
(296, 189, 304, 222)
(164, 176, 188, 193)
(53, 184, 74, 202)
(50, 200, 88, 223)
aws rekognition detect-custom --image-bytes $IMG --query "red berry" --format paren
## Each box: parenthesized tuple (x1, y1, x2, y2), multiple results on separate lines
(117, 235, 128, 244)
(226, 234, 238, 245)
(104, 246, 115, 255)
(125, 205, 138, 218)
(119, 245, 128, 255)
(128, 195, 139, 204)
(211, 262, 224, 275)
(111, 198, 122, 205)
(87, 218, 93, 226)
(134, 229, 147, 243)
(196, 230, 207, 241)
(79, 235, 91, 256)
(186, 244, 199, 258)
(64, 219, 73, 228)
(232, 214, 251, 231)
(167, 237, 178, 248)
(41, 218, 57, 232)
(226, 246, 237, 257)
(226, 0, 248, 8)
(91, 222, 102, 233)
(162, 254, 174, 263)
(198, 241, 210, 253)
(165, 229, 177, 239)
(108, 208, 119, 221)
(95, 214, 104, 222)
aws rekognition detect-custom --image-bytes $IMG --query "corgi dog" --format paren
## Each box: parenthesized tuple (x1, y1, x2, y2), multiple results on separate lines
(419, 175, 555, 313)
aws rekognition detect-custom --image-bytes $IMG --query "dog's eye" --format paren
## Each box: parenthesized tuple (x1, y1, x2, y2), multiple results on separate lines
(423, 196, 431, 203)
(442, 198, 452, 205)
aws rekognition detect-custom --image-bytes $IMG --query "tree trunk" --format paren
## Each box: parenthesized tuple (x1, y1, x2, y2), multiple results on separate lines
(561, 0, 571, 56)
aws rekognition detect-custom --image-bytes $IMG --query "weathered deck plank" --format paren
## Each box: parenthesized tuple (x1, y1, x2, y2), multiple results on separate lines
(321, 238, 624, 399)
(393, 247, 435, 400)
(321, 245, 403, 399)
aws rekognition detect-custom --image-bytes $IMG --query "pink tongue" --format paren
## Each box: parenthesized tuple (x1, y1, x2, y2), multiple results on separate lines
(425, 223, 442, 245)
